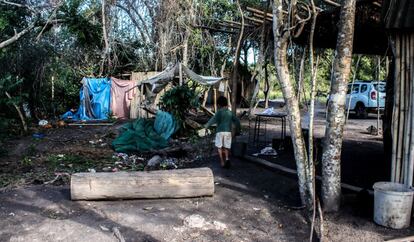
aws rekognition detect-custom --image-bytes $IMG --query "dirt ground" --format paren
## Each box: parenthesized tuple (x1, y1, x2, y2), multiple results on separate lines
(0, 105, 413, 241)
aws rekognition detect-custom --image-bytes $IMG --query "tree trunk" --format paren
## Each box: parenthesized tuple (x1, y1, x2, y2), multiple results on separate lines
(99, 0, 111, 76)
(248, 1, 269, 115)
(322, 0, 357, 212)
(71, 168, 214, 200)
(272, 0, 313, 208)
(231, 0, 245, 114)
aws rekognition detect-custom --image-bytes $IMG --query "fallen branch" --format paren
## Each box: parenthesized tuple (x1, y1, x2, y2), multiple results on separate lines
(323, 0, 341, 7)
(0, 0, 37, 13)
(0, 25, 35, 49)
(5, 91, 27, 132)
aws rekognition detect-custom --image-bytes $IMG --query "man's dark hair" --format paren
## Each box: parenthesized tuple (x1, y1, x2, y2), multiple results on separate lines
(217, 96, 228, 107)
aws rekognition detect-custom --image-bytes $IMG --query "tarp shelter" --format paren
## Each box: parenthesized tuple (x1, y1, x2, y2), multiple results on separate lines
(132, 62, 227, 117)
(141, 62, 224, 93)
(74, 77, 111, 120)
(62, 77, 138, 121)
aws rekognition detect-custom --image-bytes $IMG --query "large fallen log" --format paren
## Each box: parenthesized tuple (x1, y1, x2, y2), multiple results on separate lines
(71, 168, 214, 200)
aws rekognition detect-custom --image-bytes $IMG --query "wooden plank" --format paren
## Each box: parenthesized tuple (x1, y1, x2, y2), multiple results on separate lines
(71, 168, 214, 200)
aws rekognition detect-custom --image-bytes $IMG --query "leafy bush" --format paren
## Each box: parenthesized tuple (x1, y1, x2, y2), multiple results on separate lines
(159, 85, 200, 127)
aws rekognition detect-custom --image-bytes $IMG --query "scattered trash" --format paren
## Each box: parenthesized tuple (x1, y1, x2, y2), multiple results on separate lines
(264, 195, 269, 199)
(57, 120, 66, 127)
(32, 133, 45, 139)
(213, 221, 227, 230)
(147, 155, 162, 167)
(143, 207, 153, 211)
(88, 169, 96, 173)
(183, 214, 207, 229)
(89, 139, 105, 146)
(112, 227, 126, 242)
(160, 158, 178, 169)
(99, 225, 110, 231)
(261, 107, 275, 115)
(9, 212, 15, 216)
(38, 120, 48, 126)
(102, 167, 112, 172)
(158, 207, 165, 211)
(253, 147, 278, 156)
(367, 125, 380, 135)
(253, 207, 261, 211)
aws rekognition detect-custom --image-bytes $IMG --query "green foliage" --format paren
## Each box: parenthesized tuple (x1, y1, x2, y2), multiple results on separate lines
(159, 85, 200, 126)
(0, 75, 27, 136)
(46, 154, 95, 173)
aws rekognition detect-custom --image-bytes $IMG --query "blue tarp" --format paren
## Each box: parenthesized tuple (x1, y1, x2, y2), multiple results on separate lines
(64, 78, 111, 121)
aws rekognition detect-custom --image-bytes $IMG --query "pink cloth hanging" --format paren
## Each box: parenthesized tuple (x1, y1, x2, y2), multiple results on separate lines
(110, 77, 137, 119)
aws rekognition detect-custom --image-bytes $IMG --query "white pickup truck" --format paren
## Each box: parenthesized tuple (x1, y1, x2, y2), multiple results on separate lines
(345, 81, 386, 118)
(327, 81, 386, 118)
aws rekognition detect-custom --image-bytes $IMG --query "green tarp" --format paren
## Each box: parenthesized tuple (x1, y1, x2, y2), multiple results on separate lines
(112, 111, 176, 153)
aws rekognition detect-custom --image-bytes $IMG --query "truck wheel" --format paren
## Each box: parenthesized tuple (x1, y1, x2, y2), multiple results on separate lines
(355, 103, 368, 119)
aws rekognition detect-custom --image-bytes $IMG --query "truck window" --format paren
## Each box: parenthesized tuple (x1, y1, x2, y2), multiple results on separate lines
(347, 84, 359, 94)
(373, 83, 386, 93)
(360, 84, 368, 93)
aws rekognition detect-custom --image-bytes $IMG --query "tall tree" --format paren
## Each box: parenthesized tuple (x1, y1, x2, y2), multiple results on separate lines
(273, 0, 314, 208)
(322, 0, 357, 212)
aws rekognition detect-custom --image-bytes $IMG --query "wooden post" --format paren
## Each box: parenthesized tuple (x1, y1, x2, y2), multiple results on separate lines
(407, 34, 414, 187)
(179, 62, 183, 86)
(346, 55, 361, 122)
(71, 168, 214, 200)
(227, 81, 232, 110)
(391, 34, 401, 182)
(376, 56, 381, 135)
(202, 87, 210, 108)
(214, 88, 217, 112)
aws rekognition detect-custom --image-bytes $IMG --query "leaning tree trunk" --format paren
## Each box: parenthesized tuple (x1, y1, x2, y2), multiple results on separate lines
(322, 0, 357, 212)
(273, 0, 313, 208)
(231, 0, 245, 114)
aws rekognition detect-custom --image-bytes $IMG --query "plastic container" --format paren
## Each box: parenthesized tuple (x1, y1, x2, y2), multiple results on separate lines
(373, 182, 414, 229)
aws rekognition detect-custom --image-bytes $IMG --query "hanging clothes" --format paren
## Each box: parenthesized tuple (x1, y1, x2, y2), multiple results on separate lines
(110, 77, 137, 119)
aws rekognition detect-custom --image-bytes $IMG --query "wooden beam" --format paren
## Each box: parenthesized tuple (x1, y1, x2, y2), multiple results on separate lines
(246, 6, 273, 18)
(251, 13, 273, 22)
(244, 16, 267, 25)
(192, 25, 238, 34)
